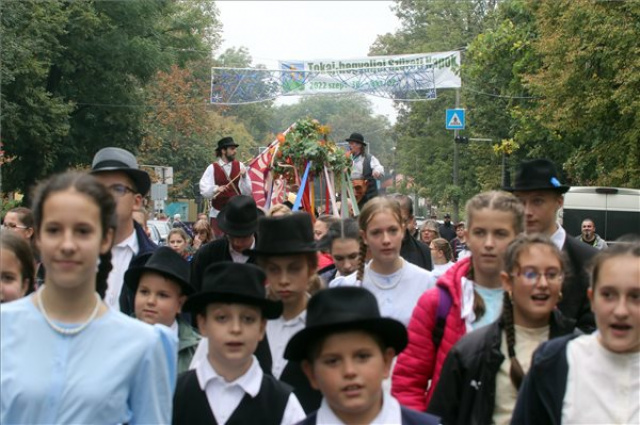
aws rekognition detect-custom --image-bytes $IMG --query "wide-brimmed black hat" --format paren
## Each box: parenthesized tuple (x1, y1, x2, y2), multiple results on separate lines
(124, 247, 194, 295)
(217, 195, 258, 237)
(345, 132, 367, 146)
(284, 286, 408, 361)
(246, 213, 317, 256)
(504, 158, 570, 193)
(91, 147, 151, 196)
(215, 136, 239, 152)
(182, 262, 282, 319)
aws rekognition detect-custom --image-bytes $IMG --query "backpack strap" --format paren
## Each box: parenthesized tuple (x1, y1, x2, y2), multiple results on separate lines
(431, 286, 452, 350)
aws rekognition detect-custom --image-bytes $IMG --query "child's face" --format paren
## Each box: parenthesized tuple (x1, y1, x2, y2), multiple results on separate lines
(197, 303, 266, 370)
(302, 331, 395, 424)
(314, 221, 329, 241)
(361, 210, 404, 265)
(0, 249, 28, 303)
(588, 255, 640, 353)
(264, 255, 312, 307)
(331, 239, 360, 277)
(169, 234, 187, 254)
(36, 190, 112, 291)
(134, 272, 186, 327)
(466, 208, 517, 278)
(501, 244, 563, 328)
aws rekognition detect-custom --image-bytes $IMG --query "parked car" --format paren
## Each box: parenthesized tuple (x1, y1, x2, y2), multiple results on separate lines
(147, 220, 172, 245)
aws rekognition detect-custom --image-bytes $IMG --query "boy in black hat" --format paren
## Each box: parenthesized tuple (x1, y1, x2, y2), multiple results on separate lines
(91, 147, 157, 314)
(247, 213, 323, 413)
(199, 136, 252, 238)
(125, 247, 200, 373)
(173, 262, 305, 425)
(285, 287, 440, 425)
(506, 158, 597, 333)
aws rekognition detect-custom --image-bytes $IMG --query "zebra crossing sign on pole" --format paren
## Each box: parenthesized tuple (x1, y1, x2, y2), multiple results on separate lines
(446, 109, 465, 130)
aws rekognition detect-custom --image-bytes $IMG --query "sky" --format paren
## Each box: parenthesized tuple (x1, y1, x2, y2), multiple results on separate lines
(214, 1, 401, 122)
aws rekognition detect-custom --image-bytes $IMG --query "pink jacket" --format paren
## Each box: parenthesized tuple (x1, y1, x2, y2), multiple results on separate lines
(391, 256, 471, 412)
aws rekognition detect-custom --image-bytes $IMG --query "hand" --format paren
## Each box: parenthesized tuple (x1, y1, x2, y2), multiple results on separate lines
(373, 171, 382, 179)
(240, 167, 247, 176)
(193, 235, 202, 249)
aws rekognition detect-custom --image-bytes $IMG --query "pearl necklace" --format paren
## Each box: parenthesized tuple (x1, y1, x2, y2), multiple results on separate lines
(37, 286, 102, 336)
(366, 260, 406, 291)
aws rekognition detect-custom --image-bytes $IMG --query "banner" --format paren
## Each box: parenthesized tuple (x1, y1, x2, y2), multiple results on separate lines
(278, 51, 461, 97)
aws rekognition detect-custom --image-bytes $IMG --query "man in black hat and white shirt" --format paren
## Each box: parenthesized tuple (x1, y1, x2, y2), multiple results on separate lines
(199, 136, 251, 238)
(507, 158, 597, 333)
(346, 132, 384, 209)
(190, 195, 259, 292)
(90, 147, 157, 313)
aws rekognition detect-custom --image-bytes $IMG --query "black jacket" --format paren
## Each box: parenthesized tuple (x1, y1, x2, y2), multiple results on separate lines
(190, 237, 258, 291)
(400, 229, 433, 271)
(510, 334, 580, 425)
(560, 236, 597, 333)
(119, 221, 158, 314)
(427, 311, 577, 425)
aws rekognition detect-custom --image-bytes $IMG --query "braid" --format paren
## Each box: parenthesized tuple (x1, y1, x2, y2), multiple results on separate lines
(96, 251, 113, 299)
(356, 237, 367, 284)
(468, 262, 487, 321)
(503, 291, 525, 389)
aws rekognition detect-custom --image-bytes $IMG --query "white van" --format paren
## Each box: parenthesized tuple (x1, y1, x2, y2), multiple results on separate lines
(559, 186, 640, 242)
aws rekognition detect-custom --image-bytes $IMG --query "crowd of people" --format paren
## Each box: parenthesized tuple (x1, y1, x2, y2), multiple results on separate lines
(1, 135, 638, 425)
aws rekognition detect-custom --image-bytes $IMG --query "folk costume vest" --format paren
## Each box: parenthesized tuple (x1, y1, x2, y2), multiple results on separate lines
(351, 153, 378, 207)
(211, 160, 241, 211)
(172, 370, 291, 425)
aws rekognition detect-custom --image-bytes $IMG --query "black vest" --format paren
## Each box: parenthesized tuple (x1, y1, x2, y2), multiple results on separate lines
(279, 360, 323, 414)
(297, 405, 440, 425)
(172, 370, 292, 425)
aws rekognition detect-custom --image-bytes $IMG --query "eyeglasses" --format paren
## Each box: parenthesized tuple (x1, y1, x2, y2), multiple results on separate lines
(108, 184, 136, 197)
(2, 223, 29, 230)
(512, 268, 564, 285)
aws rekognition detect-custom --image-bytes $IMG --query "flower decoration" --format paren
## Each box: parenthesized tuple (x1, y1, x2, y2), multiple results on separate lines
(273, 118, 350, 181)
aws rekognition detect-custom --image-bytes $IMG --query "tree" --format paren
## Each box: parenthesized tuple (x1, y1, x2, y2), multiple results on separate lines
(1, 0, 222, 197)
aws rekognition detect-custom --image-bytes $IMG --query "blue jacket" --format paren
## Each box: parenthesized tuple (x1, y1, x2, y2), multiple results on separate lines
(510, 334, 580, 425)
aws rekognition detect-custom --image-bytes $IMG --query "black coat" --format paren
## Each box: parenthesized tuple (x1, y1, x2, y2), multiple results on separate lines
(119, 221, 158, 315)
(559, 236, 597, 333)
(427, 311, 577, 425)
(190, 237, 258, 291)
(439, 222, 457, 242)
(400, 229, 433, 271)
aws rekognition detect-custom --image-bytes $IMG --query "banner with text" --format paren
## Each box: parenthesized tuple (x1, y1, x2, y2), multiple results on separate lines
(278, 51, 460, 97)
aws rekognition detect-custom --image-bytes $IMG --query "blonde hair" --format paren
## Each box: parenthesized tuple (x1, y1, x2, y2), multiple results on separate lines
(168, 228, 190, 245)
(356, 197, 403, 282)
(268, 204, 292, 217)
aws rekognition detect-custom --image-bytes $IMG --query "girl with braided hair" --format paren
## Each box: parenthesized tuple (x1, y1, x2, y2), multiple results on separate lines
(0, 172, 176, 424)
(425, 233, 577, 425)
(330, 197, 434, 327)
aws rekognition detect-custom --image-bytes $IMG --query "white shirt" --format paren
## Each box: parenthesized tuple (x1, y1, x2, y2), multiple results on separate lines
(563, 333, 640, 425)
(229, 238, 255, 263)
(550, 224, 567, 250)
(266, 310, 307, 379)
(432, 261, 455, 279)
(330, 260, 435, 327)
(199, 158, 252, 218)
(195, 356, 306, 425)
(350, 153, 384, 180)
(105, 229, 138, 311)
(315, 390, 402, 425)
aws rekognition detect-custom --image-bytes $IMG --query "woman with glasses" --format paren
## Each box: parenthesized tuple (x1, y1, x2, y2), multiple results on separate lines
(3, 208, 34, 242)
(419, 219, 440, 245)
(426, 234, 577, 425)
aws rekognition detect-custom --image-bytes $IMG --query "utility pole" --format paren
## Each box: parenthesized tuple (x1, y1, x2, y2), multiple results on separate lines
(453, 89, 460, 222)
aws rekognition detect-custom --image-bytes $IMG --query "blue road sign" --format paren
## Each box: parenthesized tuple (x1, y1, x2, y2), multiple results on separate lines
(446, 109, 465, 130)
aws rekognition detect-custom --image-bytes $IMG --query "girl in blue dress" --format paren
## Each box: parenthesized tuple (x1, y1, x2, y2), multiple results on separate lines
(1, 171, 177, 424)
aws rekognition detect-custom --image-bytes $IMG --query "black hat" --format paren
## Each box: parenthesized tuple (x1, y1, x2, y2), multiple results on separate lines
(246, 213, 317, 256)
(505, 158, 570, 193)
(444, 213, 451, 219)
(217, 195, 258, 237)
(284, 286, 408, 361)
(124, 247, 194, 296)
(216, 136, 239, 152)
(345, 132, 367, 146)
(182, 262, 282, 319)
(91, 147, 152, 196)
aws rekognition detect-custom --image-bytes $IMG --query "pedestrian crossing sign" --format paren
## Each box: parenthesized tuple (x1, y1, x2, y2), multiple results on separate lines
(446, 109, 465, 130)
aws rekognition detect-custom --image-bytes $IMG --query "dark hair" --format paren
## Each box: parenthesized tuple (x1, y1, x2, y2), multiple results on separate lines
(32, 172, 116, 298)
(501, 233, 566, 390)
(389, 194, 413, 218)
(0, 231, 36, 294)
(318, 218, 359, 252)
(581, 217, 595, 226)
(7, 207, 34, 230)
(192, 219, 214, 244)
(590, 234, 640, 289)
(305, 327, 387, 363)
